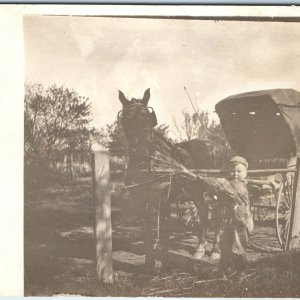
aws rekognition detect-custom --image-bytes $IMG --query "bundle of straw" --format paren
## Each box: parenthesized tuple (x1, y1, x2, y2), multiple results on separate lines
(147, 151, 238, 201)
(149, 151, 197, 179)
(145, 151, 200, 195)
(126, 150, 237, 205)
(125, 150, 199, 193)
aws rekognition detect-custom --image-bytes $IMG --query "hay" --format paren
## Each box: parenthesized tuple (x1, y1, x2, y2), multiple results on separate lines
(125, 151, 199, 192)
(125, 150, 235, 204)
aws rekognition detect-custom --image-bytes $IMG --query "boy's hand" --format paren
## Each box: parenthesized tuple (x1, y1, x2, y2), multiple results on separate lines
(233, 205, 238, 213)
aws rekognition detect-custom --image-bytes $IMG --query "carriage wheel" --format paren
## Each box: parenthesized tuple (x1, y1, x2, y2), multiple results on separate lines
(275, 174, 293, 250)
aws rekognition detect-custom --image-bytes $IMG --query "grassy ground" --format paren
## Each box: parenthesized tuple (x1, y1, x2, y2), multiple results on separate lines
(24, 176, 300, 296)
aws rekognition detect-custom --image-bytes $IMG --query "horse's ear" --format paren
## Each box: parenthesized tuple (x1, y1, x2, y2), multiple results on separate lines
(119, 90, 129, 107)
(142, 88, 150, 105)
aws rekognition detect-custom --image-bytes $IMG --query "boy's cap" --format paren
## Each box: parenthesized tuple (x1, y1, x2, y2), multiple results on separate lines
(229, 156, 248, 168)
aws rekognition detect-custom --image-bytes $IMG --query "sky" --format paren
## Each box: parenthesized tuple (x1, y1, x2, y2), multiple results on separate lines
(24, 15, 300, 138)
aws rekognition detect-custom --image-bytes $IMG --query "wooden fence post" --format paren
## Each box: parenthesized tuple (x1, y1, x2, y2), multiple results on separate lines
(289, 156, 300, 249)
(92, 149, 113, 283)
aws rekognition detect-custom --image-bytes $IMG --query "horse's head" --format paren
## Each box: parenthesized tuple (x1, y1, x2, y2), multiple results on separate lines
(118, 88, 157, 151)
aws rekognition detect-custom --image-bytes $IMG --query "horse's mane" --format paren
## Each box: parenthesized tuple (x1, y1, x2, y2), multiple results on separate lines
(151, 128, 197, 168)
(152, 128, 175, 153)
(152, 128, 226, 169)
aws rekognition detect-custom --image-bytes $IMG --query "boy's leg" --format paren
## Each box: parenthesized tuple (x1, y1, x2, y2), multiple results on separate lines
(219, 224, 234, 274)
(231, 253, 246, 272)
(231, 223, 249, 272)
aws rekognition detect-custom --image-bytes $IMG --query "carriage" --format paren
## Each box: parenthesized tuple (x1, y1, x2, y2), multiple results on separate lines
(215, 88, 300, 250)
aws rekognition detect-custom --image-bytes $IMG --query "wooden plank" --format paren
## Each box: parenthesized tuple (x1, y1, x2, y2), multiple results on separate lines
(112, 168, 297, 175)
(92, 150, 113, 283)
(252, 204, 276, 209)
(247, 168, 297, 174)
(289, 156, 300, 250)
(247, 178, 274, 185)
(194, 168, 297, 175)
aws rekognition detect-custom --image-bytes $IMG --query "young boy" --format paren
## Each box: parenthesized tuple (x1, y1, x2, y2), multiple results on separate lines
(195, 156, 253, 276)
(218, 156, 253, 275)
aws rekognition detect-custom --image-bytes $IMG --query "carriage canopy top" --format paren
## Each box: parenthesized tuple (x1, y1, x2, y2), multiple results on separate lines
(215, 89, 300, 165)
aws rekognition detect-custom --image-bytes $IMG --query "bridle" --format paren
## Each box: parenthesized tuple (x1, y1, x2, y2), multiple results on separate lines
(117, 106, 157, 129)
(117, 106, 158, 155)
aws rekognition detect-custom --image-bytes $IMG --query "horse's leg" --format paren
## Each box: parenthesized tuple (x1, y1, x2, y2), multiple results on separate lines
(176, 197, 181, 222)
(193, 195, 207, 259)
(141, 192, 155, 272)
(159, 192, 171, 272)
(210, 204, 223, 262)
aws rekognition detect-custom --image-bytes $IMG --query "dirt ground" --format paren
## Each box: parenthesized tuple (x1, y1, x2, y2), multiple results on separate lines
(24, 176, 300, 297)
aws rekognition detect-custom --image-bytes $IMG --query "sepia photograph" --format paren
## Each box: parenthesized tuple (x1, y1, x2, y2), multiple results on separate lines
(23, 7, 300, 296)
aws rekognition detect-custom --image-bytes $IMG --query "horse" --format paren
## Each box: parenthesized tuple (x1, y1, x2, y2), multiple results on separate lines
(117, 88, 226, 271)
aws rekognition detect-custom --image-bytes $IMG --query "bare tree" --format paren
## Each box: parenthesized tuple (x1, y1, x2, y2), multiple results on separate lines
(173, 108, 232, 155)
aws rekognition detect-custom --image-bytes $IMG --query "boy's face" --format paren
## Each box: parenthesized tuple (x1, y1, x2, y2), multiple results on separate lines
(228, 163, 247, 181)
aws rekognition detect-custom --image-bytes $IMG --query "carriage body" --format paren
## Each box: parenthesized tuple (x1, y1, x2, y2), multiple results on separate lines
(215, 89, 300, 250)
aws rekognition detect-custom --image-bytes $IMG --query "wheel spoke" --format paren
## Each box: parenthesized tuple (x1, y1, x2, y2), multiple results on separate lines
(287, 184, 293, 207)
(276, 180, 293, 250)
(284, 187, 291, 208)
(284, 217, 291, 250)
(280, 225, 286, 243)
(284, 216, 290, 235)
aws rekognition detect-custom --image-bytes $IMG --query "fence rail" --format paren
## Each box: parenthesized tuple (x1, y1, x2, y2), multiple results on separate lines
(110, 168, 297, 176)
